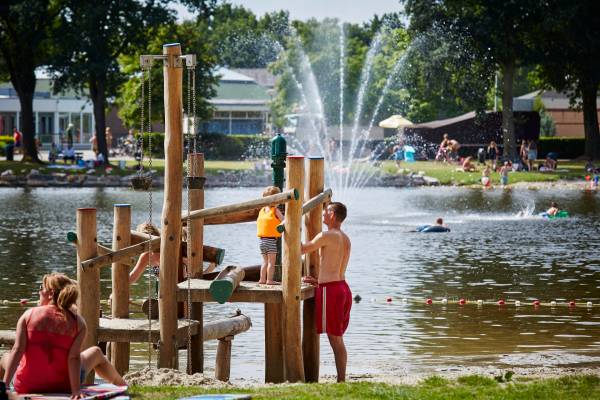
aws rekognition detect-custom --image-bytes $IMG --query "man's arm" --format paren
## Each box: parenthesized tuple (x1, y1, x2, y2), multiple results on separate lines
(301, 232, 326, 255)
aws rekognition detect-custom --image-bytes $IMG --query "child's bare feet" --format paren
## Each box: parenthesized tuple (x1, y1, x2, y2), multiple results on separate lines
(258, 280, 267, 285)
(266, 280, 280, 285)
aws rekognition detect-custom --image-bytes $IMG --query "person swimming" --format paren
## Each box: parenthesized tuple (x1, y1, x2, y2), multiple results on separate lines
(546, 201, 559, 216)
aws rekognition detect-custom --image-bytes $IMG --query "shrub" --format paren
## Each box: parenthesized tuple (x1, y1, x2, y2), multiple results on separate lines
(538, 137, 585, 159)
(135, 133, 271, 160)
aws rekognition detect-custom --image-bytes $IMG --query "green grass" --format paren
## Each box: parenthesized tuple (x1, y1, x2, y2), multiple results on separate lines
(0, 159, 255, 179)
(129, 375, 600, 399)
(380, 160, 588, 186)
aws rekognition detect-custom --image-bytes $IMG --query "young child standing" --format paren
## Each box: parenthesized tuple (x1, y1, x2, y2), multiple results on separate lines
(481, 165, 491, 188)
(257, 186, 285, 285)
(499, 161, 510, 187)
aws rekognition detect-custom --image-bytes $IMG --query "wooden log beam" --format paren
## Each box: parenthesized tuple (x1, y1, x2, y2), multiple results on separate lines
(158, 42, 183, 369)
(208, 266, 245, 304)
(282, 156, 305, 382)
(203, 208, 259, 225)
(76, 207, 99, 384)
(131, 231, 225, 265)
(203, 264, 260, 281)
(303, 158, 323, 382)
(276, 188, 332, 234)
(111, 204, 131, 375)
(180, 189, 297, 225)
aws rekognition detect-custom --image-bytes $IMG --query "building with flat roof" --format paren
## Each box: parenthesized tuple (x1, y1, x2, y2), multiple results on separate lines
(514, 90, 600, 138)
(0, 71, 94, 149)
(199, 67, 272, 135)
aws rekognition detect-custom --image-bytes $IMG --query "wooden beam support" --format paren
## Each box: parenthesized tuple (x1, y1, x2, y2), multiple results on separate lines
(303, 157, 324, 382)
(111, 204, 131, 375)
(282, 155, 305, 382)
(215, 336, 233, 382)
(76, 207, 99, 384)
(158, 42, 183, 369)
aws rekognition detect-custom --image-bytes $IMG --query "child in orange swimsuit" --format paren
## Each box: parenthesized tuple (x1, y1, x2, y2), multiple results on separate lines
(256, 186, 285, 285)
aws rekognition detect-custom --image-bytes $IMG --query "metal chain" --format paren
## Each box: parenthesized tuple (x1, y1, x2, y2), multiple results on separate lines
(192, 66, 197, 152)
(139, 69, 146, 178)
(185, 66, 193, 374)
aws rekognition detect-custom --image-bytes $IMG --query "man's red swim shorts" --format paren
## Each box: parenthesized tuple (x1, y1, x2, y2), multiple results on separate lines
(315, 280, 352, 336)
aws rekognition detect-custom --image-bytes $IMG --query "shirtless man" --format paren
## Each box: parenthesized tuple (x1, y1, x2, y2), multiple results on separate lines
(301, 202, 351, 382)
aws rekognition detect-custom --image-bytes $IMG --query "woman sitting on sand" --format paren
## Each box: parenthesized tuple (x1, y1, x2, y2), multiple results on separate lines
(0, 273, 125, 398)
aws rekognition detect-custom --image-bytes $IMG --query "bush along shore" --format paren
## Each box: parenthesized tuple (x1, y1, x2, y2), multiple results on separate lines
(0, 163, 441, 188)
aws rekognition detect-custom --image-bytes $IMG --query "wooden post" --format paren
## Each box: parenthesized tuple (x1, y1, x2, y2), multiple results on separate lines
(303, 157, 323, 382)
(111, 204, 131, 375)
(282, 155, 305, 382)
(188, 152, 204, 373)
(158, 43, 183, 369)
(76, 208, 99, 384)
(264, 303, 283, 383)
(209, 266, 245, 304)
(215, 336, 233, 382)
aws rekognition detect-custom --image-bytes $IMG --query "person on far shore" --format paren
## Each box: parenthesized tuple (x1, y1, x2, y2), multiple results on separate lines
(63, 145, 76, 165)
(519, 140, 528, 170)
(481, 165, 491, 188)
(500, 161, 511, 186)
(436, 134, 450, 162)
(546, 201, 559, 216)
(302, 202, 351, 382)
(527, 140, 538, 172)
(12, 128, 21, 155)
(257, 186, 285, 285)
(487, 140, 499, 171)
(0, 273, 125, 398)
(461, 156, 476, 172)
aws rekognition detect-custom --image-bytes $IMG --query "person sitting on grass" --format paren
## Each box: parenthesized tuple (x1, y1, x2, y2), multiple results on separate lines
(539, 155, 557, 172)
(257, 186, 285, 285)
(63, 145, 76, 165)
(461, 156, 476, 172)
(0, 273, 125, 399)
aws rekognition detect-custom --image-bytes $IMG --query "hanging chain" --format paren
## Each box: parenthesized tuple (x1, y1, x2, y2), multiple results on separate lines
(139, 69, 146, 178)
(185, 66, 194, 374)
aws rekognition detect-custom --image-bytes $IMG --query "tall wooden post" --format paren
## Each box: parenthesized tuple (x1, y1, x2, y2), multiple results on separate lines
(302, 157, 323, 382)
(111, 204, 131, 375)
(264, 302, 283, 382)
(158, 43, 183, 369)
(76, 208, 99, 384)
(282, 155, 305, 382)
(188, 153, 204, 373)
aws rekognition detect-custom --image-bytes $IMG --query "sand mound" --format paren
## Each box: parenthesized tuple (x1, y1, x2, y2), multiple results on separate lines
(124, 367, 228, 387)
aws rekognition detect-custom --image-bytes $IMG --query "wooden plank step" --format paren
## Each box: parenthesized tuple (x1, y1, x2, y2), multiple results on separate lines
(98, 318, 199, 345)
(176, 279, 315, 304)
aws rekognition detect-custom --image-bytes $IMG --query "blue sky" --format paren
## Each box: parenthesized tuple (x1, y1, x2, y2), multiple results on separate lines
(172, 0, 403, 23)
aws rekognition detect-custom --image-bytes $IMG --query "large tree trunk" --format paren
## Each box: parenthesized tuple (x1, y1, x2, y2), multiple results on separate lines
(581, 79, 600, 160)
(501, 60, 516, 161)
(89, 76, 109, 164)
(7, 67, 41, 163)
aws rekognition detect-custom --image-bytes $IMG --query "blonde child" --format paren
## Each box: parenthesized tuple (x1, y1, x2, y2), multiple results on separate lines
(499, 161, 510, 186)
(257, 186, 285, 285)
(481, 165, 491, 188)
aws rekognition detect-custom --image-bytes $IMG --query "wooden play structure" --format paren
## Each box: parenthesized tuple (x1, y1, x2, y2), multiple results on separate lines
(71, 43, 332, 383)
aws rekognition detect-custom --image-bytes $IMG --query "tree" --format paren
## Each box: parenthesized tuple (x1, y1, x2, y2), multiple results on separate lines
(116, 20, 218, 131)
(403, 0, 543, 160)
(533, 0, 600, 159)
(0, 0, 62, 162)
(50, 0, 173, 163)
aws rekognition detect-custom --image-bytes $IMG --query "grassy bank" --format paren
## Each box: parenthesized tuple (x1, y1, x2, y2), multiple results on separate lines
(130, 375, 600, 399)
(380, 160, 588, 186)
(0, 160, 254, 178)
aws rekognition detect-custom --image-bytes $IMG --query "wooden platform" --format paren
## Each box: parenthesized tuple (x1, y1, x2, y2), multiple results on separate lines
(98, 317, 199, 345)
(176, 279, 315, 304)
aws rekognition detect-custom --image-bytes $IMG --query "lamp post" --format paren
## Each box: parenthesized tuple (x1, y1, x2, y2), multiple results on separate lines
(271, 133, 287, 280)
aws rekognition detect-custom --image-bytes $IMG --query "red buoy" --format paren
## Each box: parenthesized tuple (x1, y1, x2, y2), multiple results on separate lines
(458, 298, 466, 305)
(533, 300, 541, 306)
(497, 299, 505, 305)
(19, 299, 28, 305)
(426, 298, 433, 304)
(386, 297, 392, 303)
(569, 300, 576, 307)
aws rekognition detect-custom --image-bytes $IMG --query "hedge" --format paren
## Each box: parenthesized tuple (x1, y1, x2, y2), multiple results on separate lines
(136, 133, 271, 160)
(538, 137, 585, 159)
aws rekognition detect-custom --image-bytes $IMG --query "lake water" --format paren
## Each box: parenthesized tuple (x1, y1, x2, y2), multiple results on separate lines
(0, 186, 599, 381)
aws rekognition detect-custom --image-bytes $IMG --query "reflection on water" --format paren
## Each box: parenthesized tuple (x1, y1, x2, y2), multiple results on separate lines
(0, 186, 599, 380)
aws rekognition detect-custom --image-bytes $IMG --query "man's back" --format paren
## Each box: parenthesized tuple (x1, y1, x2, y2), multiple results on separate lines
(319, 228, 351, 283)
